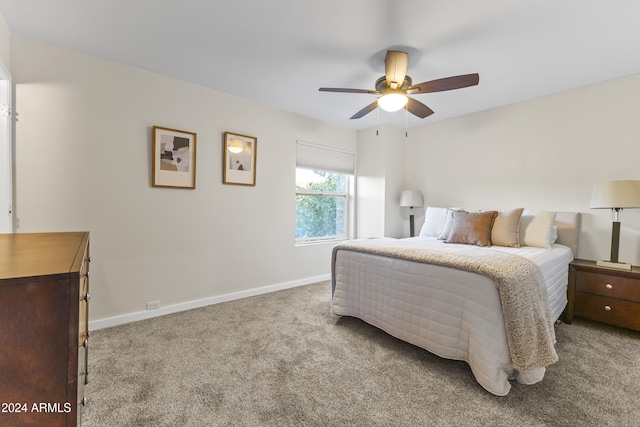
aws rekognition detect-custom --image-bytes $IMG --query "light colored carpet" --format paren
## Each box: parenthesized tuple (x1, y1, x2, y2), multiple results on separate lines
(83, 281, 640, 426)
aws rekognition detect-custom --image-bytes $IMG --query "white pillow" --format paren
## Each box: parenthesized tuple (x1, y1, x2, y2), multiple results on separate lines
(419, 207, 448, 237)
(520, 210, 557, 248)
(437, 208, 456, 240)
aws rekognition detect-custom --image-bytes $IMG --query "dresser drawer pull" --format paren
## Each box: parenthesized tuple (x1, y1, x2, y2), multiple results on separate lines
(80, 293, 91, 302)
(604, 305, 612, 311)
(605, 283, 613, 290)
(80, 397, 88, 406)
(82, 272, 90, 278)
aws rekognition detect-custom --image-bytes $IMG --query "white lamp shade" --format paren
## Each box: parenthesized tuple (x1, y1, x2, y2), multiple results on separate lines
(590, 180, 640, 209)
(400, 190, 424, 208)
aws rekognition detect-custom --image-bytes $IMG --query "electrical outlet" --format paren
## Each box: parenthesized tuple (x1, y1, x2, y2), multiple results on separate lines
(146, 300, 161, 310)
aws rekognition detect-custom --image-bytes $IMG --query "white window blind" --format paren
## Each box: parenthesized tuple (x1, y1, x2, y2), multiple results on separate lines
(296, 141, 355, 175)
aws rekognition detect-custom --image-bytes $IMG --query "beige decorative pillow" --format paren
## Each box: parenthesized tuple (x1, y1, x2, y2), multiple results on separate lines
(520, 210, 557, 248)
(491, 208, 524, 247)
(445, 210, 499, 247)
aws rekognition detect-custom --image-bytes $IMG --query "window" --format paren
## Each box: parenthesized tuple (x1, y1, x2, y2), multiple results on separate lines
(296, 168, 348, 243)
(295, 141, 354, 244)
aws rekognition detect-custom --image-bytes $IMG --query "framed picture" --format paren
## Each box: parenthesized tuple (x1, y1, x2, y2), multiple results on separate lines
(152, 126, 197, 189)
(223, 132, 257, 186)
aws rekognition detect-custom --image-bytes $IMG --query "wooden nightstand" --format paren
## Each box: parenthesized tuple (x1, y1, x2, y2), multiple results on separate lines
(564, 259, 640, 331)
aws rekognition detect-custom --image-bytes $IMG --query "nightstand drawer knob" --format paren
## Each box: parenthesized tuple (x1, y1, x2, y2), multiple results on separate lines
(605, 283, 613, 289)
(604, 305, 612, 311)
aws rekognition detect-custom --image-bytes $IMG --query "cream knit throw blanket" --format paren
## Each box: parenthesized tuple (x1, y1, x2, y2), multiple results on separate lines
(331, 238, 558, 372)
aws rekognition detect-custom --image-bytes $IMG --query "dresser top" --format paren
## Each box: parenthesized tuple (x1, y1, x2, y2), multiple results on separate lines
(0, 232, 89, 280)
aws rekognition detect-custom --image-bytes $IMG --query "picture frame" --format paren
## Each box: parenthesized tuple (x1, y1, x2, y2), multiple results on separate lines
(223, 132, 257, 186)
(152, 126, 197, 189)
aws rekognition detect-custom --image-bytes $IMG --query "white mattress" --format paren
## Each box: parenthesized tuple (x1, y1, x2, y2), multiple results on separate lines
(331, 237, 574, 396)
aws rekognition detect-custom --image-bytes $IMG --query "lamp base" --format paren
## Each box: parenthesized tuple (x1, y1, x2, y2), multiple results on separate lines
(596, 260, 632, 271)
(409, 214, 415, 237)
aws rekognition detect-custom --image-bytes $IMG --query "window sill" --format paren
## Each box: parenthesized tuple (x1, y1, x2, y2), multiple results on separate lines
(295, 237, 349, 247)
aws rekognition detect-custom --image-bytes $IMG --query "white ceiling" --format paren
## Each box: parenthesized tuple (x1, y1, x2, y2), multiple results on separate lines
(1, 0, 639, 130)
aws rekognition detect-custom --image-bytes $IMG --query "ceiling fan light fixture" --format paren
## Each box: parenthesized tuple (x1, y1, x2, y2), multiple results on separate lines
(378, 92, 408, 112)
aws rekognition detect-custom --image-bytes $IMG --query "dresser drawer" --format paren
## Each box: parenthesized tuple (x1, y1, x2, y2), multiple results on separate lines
(575, 292, 640, 331)
(79, 299, 89, 346)
(78, 243, 89, 347)
(78, 343, 87, 399)
(80, 273, 89, 300)
(78, 276, 89, 346)
(77, 343, 87, 427)
(575, 271, 640, 302)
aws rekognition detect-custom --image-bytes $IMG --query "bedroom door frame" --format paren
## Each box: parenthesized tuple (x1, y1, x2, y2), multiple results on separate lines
(0, 58, 13, 233)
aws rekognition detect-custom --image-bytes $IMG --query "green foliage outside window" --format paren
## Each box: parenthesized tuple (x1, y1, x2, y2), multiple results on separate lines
(296, 169, 347, 242)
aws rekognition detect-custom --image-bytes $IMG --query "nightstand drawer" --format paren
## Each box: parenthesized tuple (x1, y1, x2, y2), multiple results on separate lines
(575, 271, 640, 302)
(575, 292, 640, 331)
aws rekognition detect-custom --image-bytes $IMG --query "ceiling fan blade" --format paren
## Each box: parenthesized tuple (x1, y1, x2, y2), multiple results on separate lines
(405, 97, 435, 119)
(385, 50, 408, 89)
(319, 87, 378, 94)
(408, 73, 479, 94)
(350, 101, 379, 119)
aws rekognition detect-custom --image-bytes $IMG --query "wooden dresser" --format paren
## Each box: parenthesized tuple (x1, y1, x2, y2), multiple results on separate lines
(0, 232, 90, 427)
(565, 259, 640, 331)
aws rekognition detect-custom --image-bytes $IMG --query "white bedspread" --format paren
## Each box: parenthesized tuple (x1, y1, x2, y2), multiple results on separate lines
(331, 237, 574, 395)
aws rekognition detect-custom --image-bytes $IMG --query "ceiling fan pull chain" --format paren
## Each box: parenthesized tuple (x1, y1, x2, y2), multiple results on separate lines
(404, 108, 408, 137)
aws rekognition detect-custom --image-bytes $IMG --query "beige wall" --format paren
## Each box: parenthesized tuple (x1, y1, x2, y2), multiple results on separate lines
(0, 13, 9, 69)
(404, 73, 640, 264)
(11, 36, 356, 326)
(356, 124, 407, 238)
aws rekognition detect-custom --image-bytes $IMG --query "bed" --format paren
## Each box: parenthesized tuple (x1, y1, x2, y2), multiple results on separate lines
(331, 208, 580, 396)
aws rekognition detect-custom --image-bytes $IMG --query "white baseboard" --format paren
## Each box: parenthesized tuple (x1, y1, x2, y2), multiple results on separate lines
(89, 274, 331, 331)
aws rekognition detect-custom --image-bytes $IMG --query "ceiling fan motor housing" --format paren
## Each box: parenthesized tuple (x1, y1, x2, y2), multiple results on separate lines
(375, 75, 412, 93)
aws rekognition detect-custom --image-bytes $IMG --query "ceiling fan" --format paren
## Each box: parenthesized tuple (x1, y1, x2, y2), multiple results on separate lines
(319, 50, 479, 120)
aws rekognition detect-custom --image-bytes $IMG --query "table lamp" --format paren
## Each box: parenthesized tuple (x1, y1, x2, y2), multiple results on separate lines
(400, 190, 424, 237)
(590, 180, 640, 270)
